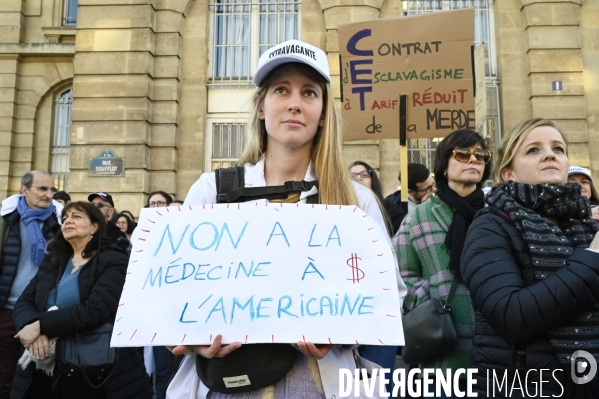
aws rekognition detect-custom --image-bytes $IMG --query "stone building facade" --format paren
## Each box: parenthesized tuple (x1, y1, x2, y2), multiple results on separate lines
(0, 0, 597, 214)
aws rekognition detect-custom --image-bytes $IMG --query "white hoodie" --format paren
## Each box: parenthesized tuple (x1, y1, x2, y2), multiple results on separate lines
(1, 194, 63, 224)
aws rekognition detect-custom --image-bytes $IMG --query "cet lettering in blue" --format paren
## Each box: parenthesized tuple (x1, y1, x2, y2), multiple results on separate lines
(350, 59, 373, 85)
(347, 29, 373, 57)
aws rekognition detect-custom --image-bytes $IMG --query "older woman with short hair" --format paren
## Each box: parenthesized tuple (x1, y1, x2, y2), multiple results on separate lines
(12, 201, 152, 399)
(462, 118, 599, 397)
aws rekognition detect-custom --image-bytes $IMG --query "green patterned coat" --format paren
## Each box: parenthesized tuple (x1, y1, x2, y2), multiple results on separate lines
(393, 195, 474, 374)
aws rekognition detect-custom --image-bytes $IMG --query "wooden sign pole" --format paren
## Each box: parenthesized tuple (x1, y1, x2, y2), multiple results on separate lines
(399, 95, 409, 209)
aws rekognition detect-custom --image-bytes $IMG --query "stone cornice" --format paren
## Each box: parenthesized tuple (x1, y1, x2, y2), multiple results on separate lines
(0, 43, 75, 56)
(41, 27, 77, 43)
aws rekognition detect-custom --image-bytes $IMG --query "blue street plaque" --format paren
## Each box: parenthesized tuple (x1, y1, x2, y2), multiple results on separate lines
(89, 150, 125, 177)
(552, 81, 563, 91)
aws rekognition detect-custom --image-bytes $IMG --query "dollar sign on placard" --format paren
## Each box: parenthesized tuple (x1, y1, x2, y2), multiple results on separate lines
(346, 253, 365, 283)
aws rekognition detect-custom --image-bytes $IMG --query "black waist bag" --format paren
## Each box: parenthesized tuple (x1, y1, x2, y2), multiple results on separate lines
(196, 344, 298, 393)
(194, 167, 317, 393)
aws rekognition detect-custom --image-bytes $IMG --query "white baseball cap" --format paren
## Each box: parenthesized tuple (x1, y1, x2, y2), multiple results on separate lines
(252, 40, 331, 87)
(568, 166, 593, 181)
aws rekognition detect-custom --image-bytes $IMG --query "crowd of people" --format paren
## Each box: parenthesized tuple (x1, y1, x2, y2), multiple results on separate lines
(0, 177, 185, 399)
(0, 38, 598, 399)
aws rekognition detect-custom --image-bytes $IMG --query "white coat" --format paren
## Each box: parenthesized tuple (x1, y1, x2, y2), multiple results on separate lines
(169, 158, 407, 399)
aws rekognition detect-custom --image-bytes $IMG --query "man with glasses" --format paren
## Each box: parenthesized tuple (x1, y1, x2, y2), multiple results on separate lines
(0, 171, 61, 398)
(88, 192, 115, 222)
(88, 192, 128, 244)
(386, 163, 436, 213)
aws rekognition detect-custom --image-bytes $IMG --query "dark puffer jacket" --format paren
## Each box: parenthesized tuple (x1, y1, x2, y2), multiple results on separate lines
(11, 237, 152, 399)
(461, 208, 599, 398)
(0, 209, 59, 307)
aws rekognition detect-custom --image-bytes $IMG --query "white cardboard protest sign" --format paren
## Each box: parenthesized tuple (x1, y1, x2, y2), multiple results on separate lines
(110, 203, 404, 347)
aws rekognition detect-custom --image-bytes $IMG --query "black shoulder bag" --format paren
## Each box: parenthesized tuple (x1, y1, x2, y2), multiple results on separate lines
(195, 166, 317, 394)
(401, 278, 459, 364)
(55, 261, 119, 388)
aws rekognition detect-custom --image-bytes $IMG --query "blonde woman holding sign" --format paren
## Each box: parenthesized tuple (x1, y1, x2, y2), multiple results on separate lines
(169, 40, 406, 399)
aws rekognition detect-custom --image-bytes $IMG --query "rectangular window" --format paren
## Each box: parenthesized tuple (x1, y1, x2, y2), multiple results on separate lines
(402, 0, 501, 173)
(209, 0, 300, 88)
(63, 0, 78, 27)
(52, 89, 72, 190)
(402, 0, 496, 77)
(210, 122, 247, 170)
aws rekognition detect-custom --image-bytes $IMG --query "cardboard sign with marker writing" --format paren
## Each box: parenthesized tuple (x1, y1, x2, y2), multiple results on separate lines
(339, 8, 475, 140)
(110, 203, 404, 347)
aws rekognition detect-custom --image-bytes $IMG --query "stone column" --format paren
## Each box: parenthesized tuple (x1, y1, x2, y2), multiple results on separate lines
(150, 2, 183, 199)
(522, 0, 588, 166)
(580, 0, 599, 176)
(0, 55, 20, 198)
(0, 0, 25, 196)
(71, 0, 157, 214)
(0, 0, 25, 44)
(495, 0, 530, 134)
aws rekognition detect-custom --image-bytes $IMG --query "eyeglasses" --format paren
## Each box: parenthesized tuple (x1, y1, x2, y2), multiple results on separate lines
(452, 147, 492, 164)
(148, 201, 167, 208)
(413, 183, 436, 193)
(29, 186, 58, 194)
(351, 170, 372, 180)
(115, 221, 128, 226)
(92, 202, 112, 209)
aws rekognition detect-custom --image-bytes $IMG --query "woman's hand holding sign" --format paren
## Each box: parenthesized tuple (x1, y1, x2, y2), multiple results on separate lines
(172, 334, 242, 358)
(292, 342, 336, 360)
(172, 335, 336, 361)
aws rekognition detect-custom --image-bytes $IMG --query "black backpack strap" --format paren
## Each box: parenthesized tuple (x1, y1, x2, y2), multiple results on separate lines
(306, 193, 319, 204)
(215, 167, 245, 203)
(220, 181, 318, 203)
(215, 167, 319, 203)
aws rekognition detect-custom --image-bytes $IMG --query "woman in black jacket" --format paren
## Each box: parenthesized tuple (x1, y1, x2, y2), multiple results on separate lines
(461, 118, 599, 398)
(12, 201, 152, 399)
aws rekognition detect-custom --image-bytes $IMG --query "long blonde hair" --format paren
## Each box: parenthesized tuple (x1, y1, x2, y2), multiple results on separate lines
(494, 118, 568, 185)
(238, 63, 357, 206)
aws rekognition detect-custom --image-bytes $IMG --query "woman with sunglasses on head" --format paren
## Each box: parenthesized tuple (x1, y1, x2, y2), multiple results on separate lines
(175, 39, 406, 399)
(461, 119, 599, 397)
(394, 129, 491, 397)
(349, 160, 405, 236)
